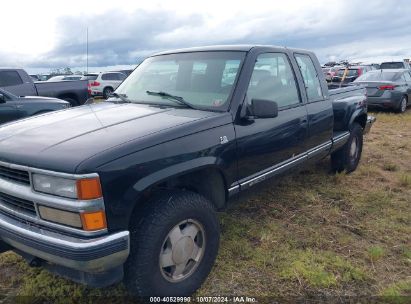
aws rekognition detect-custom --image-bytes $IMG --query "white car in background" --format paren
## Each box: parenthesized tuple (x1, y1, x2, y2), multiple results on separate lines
(47, 75, 83, 81)
(88, 72, 127, 99)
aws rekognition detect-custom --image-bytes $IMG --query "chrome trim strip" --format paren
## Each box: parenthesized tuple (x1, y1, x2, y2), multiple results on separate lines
(0, 211, 129, 272)
(333, 132, 350, 144)
(228, 185, 240, 196)
(307, 141, 332, 158)
(240, 152, 307, 188)
(232, 138, 342, 191)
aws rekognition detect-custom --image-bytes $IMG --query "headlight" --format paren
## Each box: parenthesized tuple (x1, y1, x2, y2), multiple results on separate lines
(32, 174, 103, 200)
(32, 174, 77, 198)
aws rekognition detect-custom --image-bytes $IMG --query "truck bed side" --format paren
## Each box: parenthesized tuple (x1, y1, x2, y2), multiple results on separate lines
(35, 80, 89, 105)
(329, 86, 367, 132)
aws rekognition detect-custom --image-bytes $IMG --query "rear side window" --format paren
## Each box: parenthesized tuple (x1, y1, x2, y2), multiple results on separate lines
(81, 75, 98, 80)
(380, 62, 404, 69)
(102, 73, 120, 81)
(295, 54, 323, 102)
(0, 71, 24, 87)
(247, 53, 300, 108)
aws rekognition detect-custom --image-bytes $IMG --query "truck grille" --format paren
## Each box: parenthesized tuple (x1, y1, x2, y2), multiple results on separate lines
(0, 165, 30, 185)
(0, 192, 36, 216)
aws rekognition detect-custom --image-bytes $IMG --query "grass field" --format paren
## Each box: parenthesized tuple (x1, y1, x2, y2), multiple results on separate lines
(0, 111, 410, 303)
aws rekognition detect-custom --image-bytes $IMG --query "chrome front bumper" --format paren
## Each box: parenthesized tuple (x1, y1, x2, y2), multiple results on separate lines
(0, 210, 129, 273)
(0, 160, 129, 275)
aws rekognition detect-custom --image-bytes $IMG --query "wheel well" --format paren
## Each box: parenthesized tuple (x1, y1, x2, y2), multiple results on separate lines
(104, 86, 114, 92)
(57, 94, 78, 105)
(139, 168, 228, 211)
(353, 113, 367, 129)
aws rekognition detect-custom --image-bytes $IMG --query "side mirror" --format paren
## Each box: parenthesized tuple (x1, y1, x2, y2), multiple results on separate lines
(250, 99, 278, 118)
(0, 93, 5, 104)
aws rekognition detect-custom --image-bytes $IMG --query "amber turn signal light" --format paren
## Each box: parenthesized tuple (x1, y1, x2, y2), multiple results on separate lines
(76, 178, 102, 200)
(81, 210, 107, 231)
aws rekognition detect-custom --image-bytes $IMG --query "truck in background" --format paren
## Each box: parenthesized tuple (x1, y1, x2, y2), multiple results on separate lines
(0, 69, 88, 106)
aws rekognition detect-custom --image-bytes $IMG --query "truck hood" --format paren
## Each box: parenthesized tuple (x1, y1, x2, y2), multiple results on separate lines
(0, 102, 231, 173)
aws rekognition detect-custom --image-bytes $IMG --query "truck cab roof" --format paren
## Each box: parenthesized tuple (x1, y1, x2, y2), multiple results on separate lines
(152, 45, 312, 56)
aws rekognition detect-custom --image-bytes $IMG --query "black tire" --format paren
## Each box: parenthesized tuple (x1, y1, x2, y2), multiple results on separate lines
(331, 123, 363, 173)
(124, 191, 220, 297)
(395, 96, 407, 113)
(61, 97, 78, 107)
(103, 87, 114, 99)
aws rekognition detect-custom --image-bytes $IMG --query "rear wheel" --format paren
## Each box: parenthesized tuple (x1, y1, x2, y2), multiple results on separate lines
(396, 96, 407, 113)
(103, 87, 113, 99)
(124, 191, 220, 297)
(331, 123, 363, 173)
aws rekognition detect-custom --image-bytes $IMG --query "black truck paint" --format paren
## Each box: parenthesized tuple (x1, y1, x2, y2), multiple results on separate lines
(0, 45, 374, 296)
(0, 68, 88, 106)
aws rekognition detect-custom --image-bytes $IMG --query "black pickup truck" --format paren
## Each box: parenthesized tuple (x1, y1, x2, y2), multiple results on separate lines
(0, 69, 88, 106)
(0, 46, 374, 297)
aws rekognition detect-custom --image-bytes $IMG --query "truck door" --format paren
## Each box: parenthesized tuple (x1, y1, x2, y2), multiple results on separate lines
(294, 53, 334, 160)
(0, 70, 37, 96)
(235, 52, 308, 189)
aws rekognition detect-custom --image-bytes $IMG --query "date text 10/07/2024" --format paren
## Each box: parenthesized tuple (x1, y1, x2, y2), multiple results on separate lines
(149, 296, 258, 303)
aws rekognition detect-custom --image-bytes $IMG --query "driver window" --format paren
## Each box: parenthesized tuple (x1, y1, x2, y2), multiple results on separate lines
(246, 53, 300, 108)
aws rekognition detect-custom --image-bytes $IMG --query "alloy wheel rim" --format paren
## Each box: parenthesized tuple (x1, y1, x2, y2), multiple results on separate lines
(401, 99, 406, 112)
(350, 137, 358, 161)
(159, 219, 206, 282)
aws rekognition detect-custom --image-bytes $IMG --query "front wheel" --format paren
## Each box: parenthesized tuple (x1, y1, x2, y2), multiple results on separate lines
(124, 191, 220, 297)
(331, 123, 363, 173)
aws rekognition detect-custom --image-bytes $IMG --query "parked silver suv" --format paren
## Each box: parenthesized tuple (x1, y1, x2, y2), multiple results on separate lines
(89, 72, 127, 99)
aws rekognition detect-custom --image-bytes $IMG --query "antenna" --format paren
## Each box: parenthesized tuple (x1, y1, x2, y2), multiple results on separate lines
(86, 27, 89, 74)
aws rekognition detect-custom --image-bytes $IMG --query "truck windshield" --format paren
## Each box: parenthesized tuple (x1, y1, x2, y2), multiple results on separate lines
(115, 51, 245, 111)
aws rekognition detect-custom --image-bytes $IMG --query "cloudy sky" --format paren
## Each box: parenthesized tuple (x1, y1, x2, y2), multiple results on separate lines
(1, 0, 411, 73)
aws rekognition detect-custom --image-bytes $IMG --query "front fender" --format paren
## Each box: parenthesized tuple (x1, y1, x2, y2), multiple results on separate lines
(133, 157, 220, 192)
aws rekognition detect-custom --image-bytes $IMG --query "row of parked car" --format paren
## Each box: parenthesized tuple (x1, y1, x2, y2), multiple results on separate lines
(322, 60, 410, 83)
(323, 60, 411, 113)
(0, 68, 135, 124)
(32, 69, 133, 99)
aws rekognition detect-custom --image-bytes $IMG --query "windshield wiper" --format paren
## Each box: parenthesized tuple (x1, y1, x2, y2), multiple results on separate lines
(108, 92, 132, 104)
(146, 90, 198, 109)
